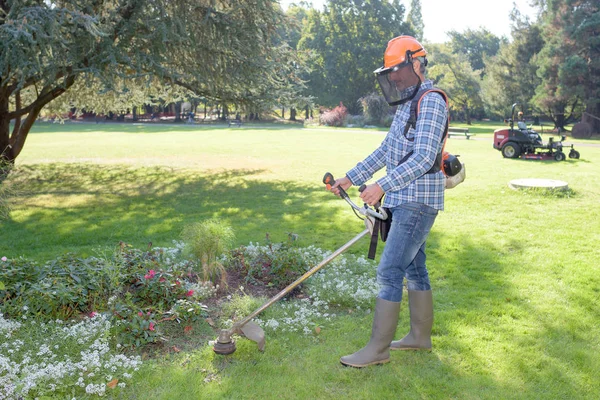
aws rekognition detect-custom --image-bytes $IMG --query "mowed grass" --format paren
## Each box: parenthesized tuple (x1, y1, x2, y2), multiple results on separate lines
(2, 121, 600, 399)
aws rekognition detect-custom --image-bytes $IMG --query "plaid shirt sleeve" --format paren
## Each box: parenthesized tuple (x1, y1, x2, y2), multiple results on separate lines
(346, 81, 448, 210)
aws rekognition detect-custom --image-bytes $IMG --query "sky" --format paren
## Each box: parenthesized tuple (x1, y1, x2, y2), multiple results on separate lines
(279, 0, 539, 43)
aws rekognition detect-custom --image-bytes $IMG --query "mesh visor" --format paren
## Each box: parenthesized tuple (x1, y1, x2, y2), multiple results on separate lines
(374, 62, 421, 106)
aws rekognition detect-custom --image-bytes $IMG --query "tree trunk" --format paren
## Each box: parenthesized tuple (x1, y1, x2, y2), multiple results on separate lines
(1, 76, 75, 178)
(305, 105, 310, 120)
(221, 104, 229, 121)
(290, 108, 297, 121)
(282, 107, 285, 119)
(554, 111, 567, 131)
(175, 102, 182, 122)
(133, 106, 138, 121)
(463, 104, 471, 125)
(0, 91, 15, 178)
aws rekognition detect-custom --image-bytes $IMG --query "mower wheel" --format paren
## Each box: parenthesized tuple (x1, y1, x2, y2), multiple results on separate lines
(554, 151, 566, 161)
(501, 142, 521, 158)
(569, 150, 580, 159)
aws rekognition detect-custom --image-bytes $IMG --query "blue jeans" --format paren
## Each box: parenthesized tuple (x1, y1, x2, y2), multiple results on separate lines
(377, 202, 438, 302)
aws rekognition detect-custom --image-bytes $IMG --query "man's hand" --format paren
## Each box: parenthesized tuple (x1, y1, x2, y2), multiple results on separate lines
(359, 183, 384, 206)
(330, 176, 352, 197)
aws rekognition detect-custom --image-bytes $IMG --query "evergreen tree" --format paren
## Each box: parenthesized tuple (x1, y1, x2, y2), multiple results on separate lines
(533, 0, 599, 131)
(482, 8, 544, 118)
(407, 0, 424, 42)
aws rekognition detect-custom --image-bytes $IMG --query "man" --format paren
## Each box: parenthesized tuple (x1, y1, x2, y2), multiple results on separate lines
(330, 35, 448, 368)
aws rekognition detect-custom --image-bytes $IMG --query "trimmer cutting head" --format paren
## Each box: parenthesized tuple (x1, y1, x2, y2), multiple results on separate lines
(213, 331, 237, 355)
(213, 322, 265, 355)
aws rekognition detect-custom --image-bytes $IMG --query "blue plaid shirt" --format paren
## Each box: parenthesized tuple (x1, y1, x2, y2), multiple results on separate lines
(346, 80, 448, 210)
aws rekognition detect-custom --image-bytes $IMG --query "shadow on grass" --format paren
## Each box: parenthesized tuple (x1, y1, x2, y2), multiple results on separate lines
(1, 163, 365, 260)
(425, 231, 595, 398)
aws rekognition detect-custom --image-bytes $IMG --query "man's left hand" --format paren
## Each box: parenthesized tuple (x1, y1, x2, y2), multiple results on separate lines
(359, 183, 384, 206)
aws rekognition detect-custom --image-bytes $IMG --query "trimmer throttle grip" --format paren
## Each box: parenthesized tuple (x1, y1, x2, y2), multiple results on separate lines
(323, 172, 335, 190)
(323, 172, 349, 200)
(358, 184, 383, 210)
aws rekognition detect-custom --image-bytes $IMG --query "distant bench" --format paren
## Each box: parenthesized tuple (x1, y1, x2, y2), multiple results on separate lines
(448, 127, 474, 139)
(228, 119, 242, 127)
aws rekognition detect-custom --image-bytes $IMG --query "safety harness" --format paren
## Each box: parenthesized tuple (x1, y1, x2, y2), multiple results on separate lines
(367, 87, 449, 260)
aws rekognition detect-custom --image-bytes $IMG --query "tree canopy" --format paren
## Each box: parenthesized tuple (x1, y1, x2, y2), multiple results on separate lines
(297, 0, 412, 114)
(0, 0, 303, 166)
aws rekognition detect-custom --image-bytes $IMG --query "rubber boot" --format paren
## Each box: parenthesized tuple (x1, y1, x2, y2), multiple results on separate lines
(390, 290, 433, 351)
(340, 298, 400, 368)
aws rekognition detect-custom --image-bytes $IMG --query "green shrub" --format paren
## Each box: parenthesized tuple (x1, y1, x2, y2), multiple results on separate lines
(345, 114, 365, 127)
(181, 219, 235, 285)
(0, 254, 112, 319)
(0, 244, 211, 349)
(112, 302, 161, 348)
(224, 238, 309, 289)
(359, 92, 389, 125)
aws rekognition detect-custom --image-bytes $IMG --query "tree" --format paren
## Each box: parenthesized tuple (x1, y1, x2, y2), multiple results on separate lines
(406, 0, 424, 42)
(298, 0, 412, 114)
(532, 0, 599, 131)
(0, 0, 303, 172)
(428, 44, 483, 124)
(482, 7, 544, 118)
(448, 28, 503, 78)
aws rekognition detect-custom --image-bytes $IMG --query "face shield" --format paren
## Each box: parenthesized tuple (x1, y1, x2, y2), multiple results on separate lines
(374, 58, 423, 106)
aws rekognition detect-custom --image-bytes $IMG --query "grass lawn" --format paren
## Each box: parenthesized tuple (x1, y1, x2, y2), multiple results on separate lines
(2, 121, 599, 399)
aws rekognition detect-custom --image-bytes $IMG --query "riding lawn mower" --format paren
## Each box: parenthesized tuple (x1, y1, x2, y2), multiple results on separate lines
(493, 103, 580, 161)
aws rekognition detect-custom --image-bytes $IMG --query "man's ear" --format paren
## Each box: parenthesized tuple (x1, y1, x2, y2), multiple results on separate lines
(413, 59, 423, 76)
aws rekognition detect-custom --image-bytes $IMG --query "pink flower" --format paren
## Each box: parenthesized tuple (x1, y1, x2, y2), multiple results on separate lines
(149, 322, 155, 331)
(175, 281, 181, 286)
(1, 256, 7, 262)
(138, 311, 143, 317)
(159, 277, 166, 283)
(185, 290, 194, 297)
(144, 269, 156, 280)
(89, 312, 98, 318)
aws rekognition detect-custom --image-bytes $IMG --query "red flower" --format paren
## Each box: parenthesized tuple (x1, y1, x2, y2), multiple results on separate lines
(144, 269, 156, 280)
(149, 322, 155, 331)
(138, 311, 143, 317)
(159, 277, 166, 283)
(185, 290, 194, 297)
(175, 281, 181, 286)
(89, 312, 97, 318)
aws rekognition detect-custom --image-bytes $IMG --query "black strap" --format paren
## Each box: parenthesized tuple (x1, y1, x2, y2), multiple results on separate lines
(400, 88, 448, 174)
(368, 219, 380, 260)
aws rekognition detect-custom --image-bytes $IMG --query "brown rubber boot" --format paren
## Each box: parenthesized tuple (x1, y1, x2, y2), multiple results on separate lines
(340, 298, 400, 368)
(390, 290, 433, 351)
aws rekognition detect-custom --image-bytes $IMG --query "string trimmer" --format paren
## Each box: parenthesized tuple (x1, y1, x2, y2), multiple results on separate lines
(212, 173, 388, 355)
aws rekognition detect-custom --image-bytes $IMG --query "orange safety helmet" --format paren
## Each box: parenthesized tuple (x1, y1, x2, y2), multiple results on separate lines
(382, 35, 427, 69)
(374, 35, 427, 106)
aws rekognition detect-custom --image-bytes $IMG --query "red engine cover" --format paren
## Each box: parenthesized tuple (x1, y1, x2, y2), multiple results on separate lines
(493, 128, 511, 150)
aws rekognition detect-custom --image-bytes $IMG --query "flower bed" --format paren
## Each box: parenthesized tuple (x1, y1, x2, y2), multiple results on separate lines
(0, 239, 378, 398)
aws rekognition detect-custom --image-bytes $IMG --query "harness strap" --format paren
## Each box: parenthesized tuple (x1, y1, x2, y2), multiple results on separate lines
(401, 88, 449, 174)
(368, 219, 380, 260)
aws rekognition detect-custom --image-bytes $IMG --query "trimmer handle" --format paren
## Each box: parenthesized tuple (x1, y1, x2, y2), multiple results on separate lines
(358, 184, 383, 210)
(323, 172, 349, 200)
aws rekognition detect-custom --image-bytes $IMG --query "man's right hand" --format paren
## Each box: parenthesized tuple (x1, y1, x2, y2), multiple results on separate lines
(330, 176, 352, 197)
